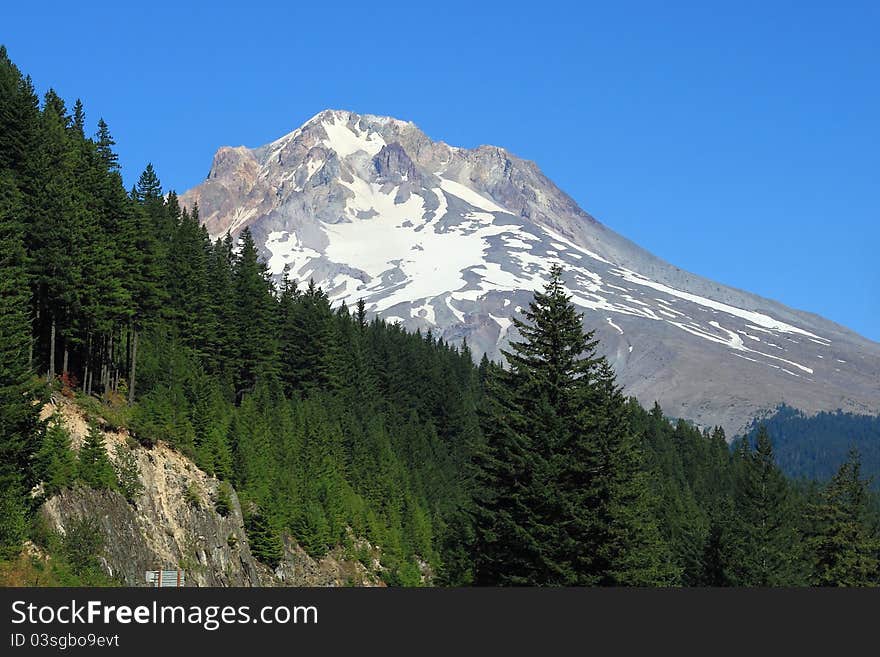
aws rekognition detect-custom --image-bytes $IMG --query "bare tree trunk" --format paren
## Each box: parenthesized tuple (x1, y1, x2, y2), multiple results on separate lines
(100, 335, 107, 394)
(62, 339, 69, 379)
(129, 329, 138, 404)
(107, 333, 114, 392)
(112, 332, 119, 392)
(47, 316, 56, 383)
(83, 333, 92, 396)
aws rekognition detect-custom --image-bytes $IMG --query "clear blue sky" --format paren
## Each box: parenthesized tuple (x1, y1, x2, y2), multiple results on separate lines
(4, 1, 878, 340)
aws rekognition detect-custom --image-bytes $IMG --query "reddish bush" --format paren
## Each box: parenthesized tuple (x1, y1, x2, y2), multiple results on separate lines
(59, 371, 79, 397)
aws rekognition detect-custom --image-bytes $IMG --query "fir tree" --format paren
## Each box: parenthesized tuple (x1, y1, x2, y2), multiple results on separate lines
(94, 119, 119, 171)
(726, 428, 804, 586)
(35, 415, 77, 496)
(245, 507, 283, 569)
(232, 229, 279, 398)
(0, 169, 40, 557)
(806, 450, 879, 586)
(474, 265, 672, 585)
(77, 424, 117, 490)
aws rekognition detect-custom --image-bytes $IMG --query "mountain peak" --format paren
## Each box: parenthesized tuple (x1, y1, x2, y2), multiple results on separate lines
(304, 108, 415, 129)
(179, 115, 880, 435)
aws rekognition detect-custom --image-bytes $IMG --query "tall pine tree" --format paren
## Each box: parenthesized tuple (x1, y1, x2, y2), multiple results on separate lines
(474, 264, 672, 585)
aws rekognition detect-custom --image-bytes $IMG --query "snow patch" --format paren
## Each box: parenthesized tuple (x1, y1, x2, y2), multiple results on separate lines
(265, 231, 321, 277)
(322, 115, 385, 158)
(614, 268, 829, 342)
(438, 177, 510, 214)
(306, 158, 324, 179)
(490, 314, 512, 341)
(411, 302, 437, 325)
(227, 206, 258, 234)
(445, 296, 465, 323)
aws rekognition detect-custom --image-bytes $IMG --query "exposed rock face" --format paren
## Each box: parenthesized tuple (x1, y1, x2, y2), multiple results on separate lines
(39, 399, 260, 586)
(179, 109, 880, 435)
(257, 536, 384, 587)
(373, 142, 419, 185)
(38, 398, 386, 587)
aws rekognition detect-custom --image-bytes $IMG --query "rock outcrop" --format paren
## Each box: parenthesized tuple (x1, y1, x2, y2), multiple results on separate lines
(38, 398, 385, 587)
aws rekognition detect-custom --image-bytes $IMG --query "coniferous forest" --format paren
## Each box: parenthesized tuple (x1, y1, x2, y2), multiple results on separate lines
(742, 406, 880, 489)
(1, 48, 879, 586)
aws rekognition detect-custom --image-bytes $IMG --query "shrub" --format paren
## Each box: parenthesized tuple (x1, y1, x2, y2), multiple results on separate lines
(184, 483, 201, 509)
(214, 482, 233, 517)
(61, 517, 104, 577)
(113, 444, 143, 503)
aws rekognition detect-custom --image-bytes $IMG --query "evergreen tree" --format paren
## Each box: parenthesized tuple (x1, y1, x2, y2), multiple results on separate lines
(215, 482, 233, 517)
(94, 118, 119, 171)
(0, 169, 40, 558)
(128, 164, 169, 401)
(474, 265, 672, 585)
(77, 424, 117, 490)
(35, 415, 77, 496)
(231, 229, 279, 398)
(571, 361, 676, 585)
(0, 486, 28, 560)
(245, 506, 283, 569)
(279, 278, 335, 397)
(806, 450, 879, 586)
(726, 428, 803, 586)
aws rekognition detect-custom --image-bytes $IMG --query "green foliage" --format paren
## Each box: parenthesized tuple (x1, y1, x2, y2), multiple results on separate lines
(805, 450, 880, 586)
(61, 516, 105, 578)
(113, 443, 142, 503)
(2, 48, 877, 588)
(184, 483, 201, 509)
(232, 228, 279, 398)
(34, 415, 77, 496)
(0, 140, 42, 560)
(77, 424, 117, 490)
(0, 485, 28, 560)
(744, 405, 880, 489)
(245, 508, 283, 569)
(725, 428, 804, 586)
(214, 482, 233, 517)
(473, 265, 674, 586)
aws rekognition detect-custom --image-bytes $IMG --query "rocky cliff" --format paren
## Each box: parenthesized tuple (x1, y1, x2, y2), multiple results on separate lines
(37, 397, 384, 587)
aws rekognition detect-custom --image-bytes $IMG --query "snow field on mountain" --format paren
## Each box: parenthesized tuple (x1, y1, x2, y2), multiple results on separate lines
(321, 115, 385, 158)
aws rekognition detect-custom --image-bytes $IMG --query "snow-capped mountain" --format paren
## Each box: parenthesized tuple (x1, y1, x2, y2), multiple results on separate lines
(180, 109, 880, 434)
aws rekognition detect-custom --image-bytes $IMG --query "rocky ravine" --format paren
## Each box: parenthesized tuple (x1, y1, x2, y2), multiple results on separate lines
(38, 397, 383, 587)
(180, 109, 880, 435)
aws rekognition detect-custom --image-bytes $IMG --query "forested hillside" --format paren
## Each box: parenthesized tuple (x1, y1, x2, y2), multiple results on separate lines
(742, 406, 880, 490)
(1, 47, 878, 586)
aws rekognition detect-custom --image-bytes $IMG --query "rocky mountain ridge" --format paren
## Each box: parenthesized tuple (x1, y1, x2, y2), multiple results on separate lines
(180, 109, 880, 434)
